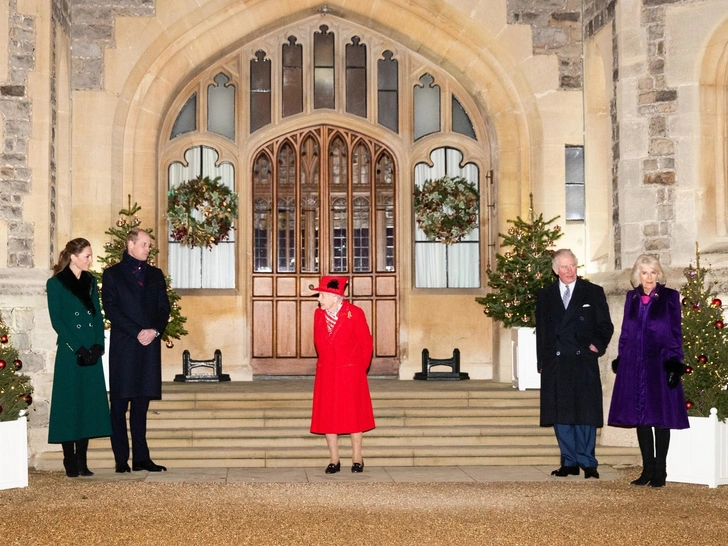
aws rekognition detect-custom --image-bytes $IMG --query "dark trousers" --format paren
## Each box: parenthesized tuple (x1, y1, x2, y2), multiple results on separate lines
(554, 424, 598, 468)
(110, 397, 151, 464)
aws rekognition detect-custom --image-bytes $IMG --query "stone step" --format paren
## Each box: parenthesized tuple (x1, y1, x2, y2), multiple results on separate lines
(37, 445, 640, 469)
(151, 397, 541, 410)
(139, 415, 542, 430)
(159, 385, 541, 402)
(88, 435, 559, 450)
(128, 424, 554, 440)
(145, 406, 540, 420)
(84, 425, 556, 449)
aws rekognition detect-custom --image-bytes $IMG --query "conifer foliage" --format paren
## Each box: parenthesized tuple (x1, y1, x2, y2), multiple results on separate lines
(96, 201, 188, 346)
(680, 244, 728, 421)
(0, 316, 33, 422)
(476, 199, 563, 328)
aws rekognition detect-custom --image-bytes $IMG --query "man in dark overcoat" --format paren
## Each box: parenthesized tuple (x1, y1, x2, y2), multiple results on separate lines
(536, 248, 614, 479)
(102, 228, 171, 473)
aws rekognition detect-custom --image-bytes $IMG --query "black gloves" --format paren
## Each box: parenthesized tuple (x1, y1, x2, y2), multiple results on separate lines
(612, 356, 687, 387)
(664, 358, 686, 389)
(76, 344, 103, 366)
(89, 344, 104, 365)
(76, 346, 92, 366)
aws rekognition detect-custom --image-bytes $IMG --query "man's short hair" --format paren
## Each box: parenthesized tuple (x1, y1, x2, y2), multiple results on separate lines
(126, 227, 145, 245)
(551, 248, 578, 268)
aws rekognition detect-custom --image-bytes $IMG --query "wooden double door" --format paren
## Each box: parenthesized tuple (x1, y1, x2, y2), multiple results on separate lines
(250, 125, 399, 375)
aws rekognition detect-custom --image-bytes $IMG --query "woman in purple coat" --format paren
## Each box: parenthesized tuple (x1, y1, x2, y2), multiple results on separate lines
(608, 254, 689, 488)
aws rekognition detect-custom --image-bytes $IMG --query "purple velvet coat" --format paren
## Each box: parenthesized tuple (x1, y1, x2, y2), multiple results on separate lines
(608, 284, 689, 429)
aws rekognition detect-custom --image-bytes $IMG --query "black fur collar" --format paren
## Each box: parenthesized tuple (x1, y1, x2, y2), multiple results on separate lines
(56, 266, 96, 315)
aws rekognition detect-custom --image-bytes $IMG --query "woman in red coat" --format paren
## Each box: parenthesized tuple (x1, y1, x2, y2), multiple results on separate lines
(310, 276, 375, 473)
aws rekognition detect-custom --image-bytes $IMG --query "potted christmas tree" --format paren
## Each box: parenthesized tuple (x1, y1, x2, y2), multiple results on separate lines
(666, 244, 728, 487)
(475, 198, 562, 389)
(0, 316, 33, 490)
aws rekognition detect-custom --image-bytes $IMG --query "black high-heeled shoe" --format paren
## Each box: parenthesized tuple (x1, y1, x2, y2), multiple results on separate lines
(351, 460, 364, 473)
(325, 461, 341, 474)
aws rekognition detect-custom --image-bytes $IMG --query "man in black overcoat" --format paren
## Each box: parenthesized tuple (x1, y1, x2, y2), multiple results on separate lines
(536, 248, 614, 479)
(102, 228, 171, 473)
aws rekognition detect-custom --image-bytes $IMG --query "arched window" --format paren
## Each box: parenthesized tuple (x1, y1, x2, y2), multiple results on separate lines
(414, 147, 480, 288)
(167, 146, 236, 289)
(162, 17, 488, 298)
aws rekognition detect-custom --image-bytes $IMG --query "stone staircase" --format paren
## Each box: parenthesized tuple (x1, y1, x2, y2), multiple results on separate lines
(35, 379, 640, 470)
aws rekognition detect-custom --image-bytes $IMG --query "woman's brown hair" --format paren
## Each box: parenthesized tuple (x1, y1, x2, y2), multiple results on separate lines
(52, 238, 91, 275)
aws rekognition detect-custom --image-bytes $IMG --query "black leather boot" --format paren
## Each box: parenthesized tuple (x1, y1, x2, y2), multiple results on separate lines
(76, 438, 94, 477)
(631, 426, 655, 486)
(62, 442, 79, 477)
(649, 427, 670, 488)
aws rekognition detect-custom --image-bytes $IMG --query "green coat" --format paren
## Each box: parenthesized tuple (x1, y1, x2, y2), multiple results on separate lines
(46, 268, 112, 443)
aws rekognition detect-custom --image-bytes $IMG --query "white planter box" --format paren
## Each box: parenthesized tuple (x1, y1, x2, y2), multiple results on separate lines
(667, 408, 728, 488)
(511, 327, 540, 391)
(0, 416, 29, 490)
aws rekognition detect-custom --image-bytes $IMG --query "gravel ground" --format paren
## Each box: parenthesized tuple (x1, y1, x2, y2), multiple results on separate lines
(2, 470, 727, 545)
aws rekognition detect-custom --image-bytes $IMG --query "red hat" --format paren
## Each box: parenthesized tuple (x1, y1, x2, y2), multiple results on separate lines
(310, 276, 348, 296)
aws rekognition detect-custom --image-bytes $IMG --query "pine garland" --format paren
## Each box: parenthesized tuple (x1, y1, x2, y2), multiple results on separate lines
(414, 176, 479, 245)
(476, 200, 563, 328)
(167, 175, 239, 249)
(680, 243, 728, 421)
(95, 201, 188, 347)
(0, 316, 33, 422)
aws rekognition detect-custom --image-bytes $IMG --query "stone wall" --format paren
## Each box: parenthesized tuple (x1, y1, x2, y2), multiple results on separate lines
(507, 0, 584, 89)
(0, 0, 35, 269)
(70, 0, 155, 90)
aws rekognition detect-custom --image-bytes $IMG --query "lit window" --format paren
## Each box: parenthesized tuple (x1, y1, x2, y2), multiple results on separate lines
(565, 145, 585, 221)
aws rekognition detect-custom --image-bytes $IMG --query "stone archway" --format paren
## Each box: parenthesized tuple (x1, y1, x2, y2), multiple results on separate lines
(109, 0, 543, 233)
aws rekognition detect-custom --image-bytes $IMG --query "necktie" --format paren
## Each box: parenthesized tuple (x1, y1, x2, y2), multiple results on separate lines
(562, 285, 570, 309)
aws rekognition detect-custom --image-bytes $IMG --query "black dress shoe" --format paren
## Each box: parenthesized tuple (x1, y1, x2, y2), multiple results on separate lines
(115, 462, 131, 473)
(78, 466, 94, 477)
(583, 467, 600, 479)
(551, 465, 579, 477)
(325, 462, 341, 474)
(351, 460, 364, 473)
(132, 459, 167, 472)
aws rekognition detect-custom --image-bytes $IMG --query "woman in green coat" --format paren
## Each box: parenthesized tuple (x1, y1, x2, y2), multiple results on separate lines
(47, 238, 111, 477)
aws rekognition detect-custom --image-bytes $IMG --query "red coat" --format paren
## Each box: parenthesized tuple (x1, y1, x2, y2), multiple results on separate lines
(310, 300, 375, 434)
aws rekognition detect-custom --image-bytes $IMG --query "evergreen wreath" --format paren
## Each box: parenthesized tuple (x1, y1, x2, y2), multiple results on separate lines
(167, 175, 239, 249)
(413, 175, 480, 245)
